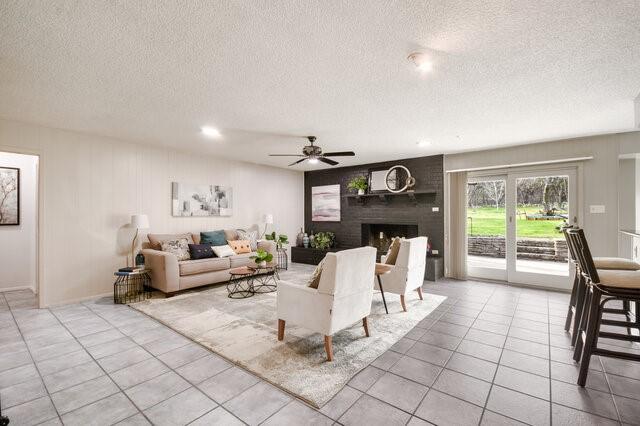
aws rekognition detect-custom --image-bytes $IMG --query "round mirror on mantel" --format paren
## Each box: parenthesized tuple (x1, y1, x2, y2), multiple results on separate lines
(385, 165, 416, 193)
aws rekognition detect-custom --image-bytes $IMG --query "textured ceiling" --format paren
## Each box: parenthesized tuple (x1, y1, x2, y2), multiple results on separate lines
(1, 1, 640, 170)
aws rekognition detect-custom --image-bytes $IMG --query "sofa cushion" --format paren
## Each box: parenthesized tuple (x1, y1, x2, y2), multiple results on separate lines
(229, 240, 252, 254)
(148, 233, 194, 250)
(201, 230, 228, 246)
(237, 229, 258, 250)
(212, 245, 236, 258)
(229, 252, 259, 268)
(188, 244, 215, 260)
(224, 229, 239, 242)
(161, 238, 191, 261)
(179, 257, 231, 276)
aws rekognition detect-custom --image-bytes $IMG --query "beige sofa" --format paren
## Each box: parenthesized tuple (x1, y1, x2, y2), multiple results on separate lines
(142, 226, 277, 295)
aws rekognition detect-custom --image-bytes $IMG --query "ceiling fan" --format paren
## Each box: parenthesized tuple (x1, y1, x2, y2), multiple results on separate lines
(269, 136, 355, 166)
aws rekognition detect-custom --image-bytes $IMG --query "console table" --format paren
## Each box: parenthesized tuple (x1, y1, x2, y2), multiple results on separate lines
(291, 246, 346, 265)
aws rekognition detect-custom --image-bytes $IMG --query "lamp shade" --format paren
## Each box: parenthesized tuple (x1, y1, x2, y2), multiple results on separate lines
(131, 214, 149, 229)
(262, 213, 274, 224)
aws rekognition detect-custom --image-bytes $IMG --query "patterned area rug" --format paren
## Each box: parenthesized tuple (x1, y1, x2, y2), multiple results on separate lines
(131, 263, 445, 408)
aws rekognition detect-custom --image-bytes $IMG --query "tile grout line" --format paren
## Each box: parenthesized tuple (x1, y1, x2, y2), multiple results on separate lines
(409, 286, 495, 425)
(4, 295, 64, 425)
(478, 288, 519, 425)
(83, 300, 255, 425)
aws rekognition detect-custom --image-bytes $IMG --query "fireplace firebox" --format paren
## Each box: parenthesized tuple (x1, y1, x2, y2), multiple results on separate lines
(361, 223, 419, 256)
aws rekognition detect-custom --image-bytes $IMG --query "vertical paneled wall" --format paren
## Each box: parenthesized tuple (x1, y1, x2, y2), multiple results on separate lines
(0, 119, 304, 306)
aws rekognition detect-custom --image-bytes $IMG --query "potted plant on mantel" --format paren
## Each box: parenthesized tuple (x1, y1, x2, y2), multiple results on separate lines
(347, 176, 368, 195)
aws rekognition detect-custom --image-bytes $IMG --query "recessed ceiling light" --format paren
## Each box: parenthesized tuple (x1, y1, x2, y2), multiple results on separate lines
(201, 126, 221, 138)
(308, 157, 319, 164)
(407, 52, 433, 73)
(417, 140, 433, 148)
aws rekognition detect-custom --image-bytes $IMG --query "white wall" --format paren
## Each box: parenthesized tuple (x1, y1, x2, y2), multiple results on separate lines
(444, 131, 640, 259)
(0, 119, 304, 306)
(0, 151, 38, 291)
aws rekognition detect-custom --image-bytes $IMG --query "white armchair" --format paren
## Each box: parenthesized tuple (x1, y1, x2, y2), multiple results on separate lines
(377, 237, 428, 312)
(276, 246, 377, 361)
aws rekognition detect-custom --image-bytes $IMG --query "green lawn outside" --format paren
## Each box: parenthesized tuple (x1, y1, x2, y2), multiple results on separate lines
(467, 206, 566, 239)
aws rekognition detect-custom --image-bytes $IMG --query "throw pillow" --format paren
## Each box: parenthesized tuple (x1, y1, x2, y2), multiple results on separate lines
(161, 238, 191, 261)
(385, 237, 402, 265)
(212, 245, 236, 258)
(229, 240, 251, 254)
(188, 244, 215, 260)
(237, 229, 258, 250)
(307, 258, 325, 289)
(200, 230, 227, 246)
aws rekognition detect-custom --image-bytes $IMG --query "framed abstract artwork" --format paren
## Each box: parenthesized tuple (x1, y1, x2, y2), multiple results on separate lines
(172, 182, 233, 217)
(0, 167, 19, 225)
(311, 184, 340, 222)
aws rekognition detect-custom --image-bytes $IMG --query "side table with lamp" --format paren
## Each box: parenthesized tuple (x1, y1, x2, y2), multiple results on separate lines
(113, 214, 152, 304)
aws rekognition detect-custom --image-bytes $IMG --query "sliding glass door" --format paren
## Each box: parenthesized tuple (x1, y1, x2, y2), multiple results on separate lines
(507, 169, 577, 288)
(467, 167, 578, 289)
(467, 176, 508, 281)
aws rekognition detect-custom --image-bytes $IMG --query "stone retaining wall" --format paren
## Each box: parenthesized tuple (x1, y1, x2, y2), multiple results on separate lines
(468, 236, 568, 262)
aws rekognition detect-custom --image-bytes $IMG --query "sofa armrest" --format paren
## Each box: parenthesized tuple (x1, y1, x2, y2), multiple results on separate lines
(142, 249, 180, 294)
(258, 240, 278, 267)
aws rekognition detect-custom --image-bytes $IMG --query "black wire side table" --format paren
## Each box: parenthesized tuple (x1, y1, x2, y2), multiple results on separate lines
(113, 270, 152, 304)
(276, 247, 288, 271)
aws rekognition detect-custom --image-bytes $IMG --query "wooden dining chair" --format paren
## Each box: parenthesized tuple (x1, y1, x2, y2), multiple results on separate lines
(563, 227, 640, 346)
(567, 228, 640, 386)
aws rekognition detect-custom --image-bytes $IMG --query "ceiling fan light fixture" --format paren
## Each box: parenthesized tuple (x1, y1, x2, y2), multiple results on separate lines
(408, 52, 433, 73)
(308, 157, 319, 164)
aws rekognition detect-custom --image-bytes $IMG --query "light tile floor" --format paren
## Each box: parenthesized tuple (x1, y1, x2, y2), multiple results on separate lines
(1, 268, 640, 425)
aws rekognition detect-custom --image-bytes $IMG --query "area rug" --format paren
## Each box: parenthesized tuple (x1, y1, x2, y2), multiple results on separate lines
(131, 264, 446, 408)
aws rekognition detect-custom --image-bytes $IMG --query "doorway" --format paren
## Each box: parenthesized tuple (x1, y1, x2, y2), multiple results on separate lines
(0, 151, 39, 296)
(466, 167, 578, 289)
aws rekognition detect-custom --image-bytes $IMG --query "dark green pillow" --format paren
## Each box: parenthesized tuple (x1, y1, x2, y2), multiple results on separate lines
(200, 230, 227, 246)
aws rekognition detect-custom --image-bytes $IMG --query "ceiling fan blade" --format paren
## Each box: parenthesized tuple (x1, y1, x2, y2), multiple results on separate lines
(269, 154, 305, 157)
(288, 158, 307, 166)
(318, 157, 339, 166)
(322, 151, 356, 157)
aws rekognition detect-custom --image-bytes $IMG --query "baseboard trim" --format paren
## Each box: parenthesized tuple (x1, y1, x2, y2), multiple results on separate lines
(0, 285, 36, 293)
(44, 292, 113, 308)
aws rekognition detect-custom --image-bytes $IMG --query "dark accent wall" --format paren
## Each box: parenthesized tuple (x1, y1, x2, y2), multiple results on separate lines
(304, 155, 445, 257)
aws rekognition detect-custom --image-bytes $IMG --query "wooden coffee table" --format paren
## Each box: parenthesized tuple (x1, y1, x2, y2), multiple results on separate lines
(375, 263, 393, 314)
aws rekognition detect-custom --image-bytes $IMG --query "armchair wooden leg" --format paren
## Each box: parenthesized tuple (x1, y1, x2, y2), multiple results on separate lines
(363, 317, 370, 337)
(400, 295, 407, 312)
(417, 287, 424, 301)
(278, 319, 285, 341)
(324, 335, 333, 361)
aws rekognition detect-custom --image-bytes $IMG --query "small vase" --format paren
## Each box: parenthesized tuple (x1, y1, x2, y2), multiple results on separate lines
(358, 189, 365, 195)
(296, 228, 304, 247)
(257, 260, 267, 268)
(303, 233, 309, 248)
